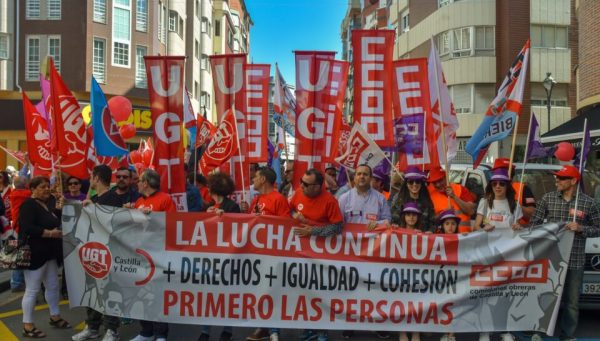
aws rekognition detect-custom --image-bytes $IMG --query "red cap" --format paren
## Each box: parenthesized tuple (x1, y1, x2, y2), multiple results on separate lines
(428, 167, 446, 183)
(554, 165, 581, 181)
(492, 157, 515, 170)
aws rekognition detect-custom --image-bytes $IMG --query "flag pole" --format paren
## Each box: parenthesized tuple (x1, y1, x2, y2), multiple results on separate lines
(231, 100, 247, 204)
(507, 115, 520, 179)
(573, 118, 588, 222)
(517, 112, 534, 205)
(430, 37, 451, 208)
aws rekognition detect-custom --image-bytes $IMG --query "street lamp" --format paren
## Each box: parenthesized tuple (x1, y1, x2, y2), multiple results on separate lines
(543, 72, 557, 132)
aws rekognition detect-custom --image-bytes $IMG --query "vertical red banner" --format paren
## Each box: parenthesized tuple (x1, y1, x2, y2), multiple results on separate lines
(243, 64, 270, 163)
(392, 58, 439, 171)
(144, 56, 187, 211)
(294, 51, 347, 186)
(22, 91, 52, 176)
(352, 30, 396, 149)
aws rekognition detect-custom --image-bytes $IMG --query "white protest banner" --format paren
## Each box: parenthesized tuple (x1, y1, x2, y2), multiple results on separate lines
(63, 203, 572, 334)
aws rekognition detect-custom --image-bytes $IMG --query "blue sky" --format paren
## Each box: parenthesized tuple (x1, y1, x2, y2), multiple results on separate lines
(246, 0, 348, 83)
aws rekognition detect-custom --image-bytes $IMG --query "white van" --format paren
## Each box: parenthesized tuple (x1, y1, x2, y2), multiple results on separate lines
(449, 163, 600, 309)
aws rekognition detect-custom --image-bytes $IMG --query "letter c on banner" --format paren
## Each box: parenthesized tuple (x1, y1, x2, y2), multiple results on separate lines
(150, 66, 181, 97)
(215, 63, 244, 94)
(155, 112, 182, 143)
(297, 107, 325, 139)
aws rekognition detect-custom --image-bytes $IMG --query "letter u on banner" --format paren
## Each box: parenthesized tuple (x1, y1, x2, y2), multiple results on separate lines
(144, 56, 187, 211)
(352, 30, 396, 149)
(210, 54, 247, 122)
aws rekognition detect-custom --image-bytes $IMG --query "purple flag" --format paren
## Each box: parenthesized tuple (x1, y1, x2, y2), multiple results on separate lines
(394, 113, 424, 154)
(527, 113, 556, 160)
(267, 140, 275, 168)
(574, 119, 590, 172)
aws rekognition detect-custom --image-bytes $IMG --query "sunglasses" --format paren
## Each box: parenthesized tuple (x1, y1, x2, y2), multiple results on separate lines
(68, 182, 80, 186)
(406, 180, 422, 185)
(555, 176, 572, 181)
(300, 180, 319, 187)
(491, 181, 507, 187)
(116, 175, 130, 179)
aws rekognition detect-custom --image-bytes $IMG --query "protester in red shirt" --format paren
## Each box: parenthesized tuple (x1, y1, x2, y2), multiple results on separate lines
(195, 174, 213, 209)
(130, 169, 175, 341)
(243, 167, 290, 216)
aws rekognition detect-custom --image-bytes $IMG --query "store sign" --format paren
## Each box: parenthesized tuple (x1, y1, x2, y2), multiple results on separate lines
(120, 108, 153, 131)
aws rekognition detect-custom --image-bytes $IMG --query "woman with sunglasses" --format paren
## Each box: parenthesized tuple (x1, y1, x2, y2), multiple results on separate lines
(390, 166, 436, 232)
(473, 168, 522, 341)
(63, 176, 87, 201)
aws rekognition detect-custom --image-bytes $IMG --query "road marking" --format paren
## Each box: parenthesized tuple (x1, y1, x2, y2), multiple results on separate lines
(0, 320, 19, 341)
(0, 300, 69, 319)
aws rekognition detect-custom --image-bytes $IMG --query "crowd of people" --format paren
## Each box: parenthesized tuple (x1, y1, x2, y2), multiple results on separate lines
(1, 155, 599, 341)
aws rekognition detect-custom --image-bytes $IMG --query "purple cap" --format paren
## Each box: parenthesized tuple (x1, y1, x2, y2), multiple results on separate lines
(402, 202, 422, 214)
(490, 168, 510, 182)
(404, 166, 427, 181)
(438, 209, 460, 224)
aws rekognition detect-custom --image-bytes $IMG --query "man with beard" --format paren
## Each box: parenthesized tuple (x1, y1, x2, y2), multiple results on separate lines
(111, 167, 140, 206)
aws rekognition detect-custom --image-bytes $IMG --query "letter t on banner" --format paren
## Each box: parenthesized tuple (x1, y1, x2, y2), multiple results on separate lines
(144, 56, 188, 211)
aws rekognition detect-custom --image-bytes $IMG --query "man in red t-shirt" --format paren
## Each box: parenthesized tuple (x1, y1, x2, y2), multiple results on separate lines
(243, 167, 290, 217)
(130, 169, 175, 341)
(291, 168, 343, 237)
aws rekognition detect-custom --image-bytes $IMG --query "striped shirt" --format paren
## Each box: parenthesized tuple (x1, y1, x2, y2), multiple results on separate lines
(530, 190, 600, 269)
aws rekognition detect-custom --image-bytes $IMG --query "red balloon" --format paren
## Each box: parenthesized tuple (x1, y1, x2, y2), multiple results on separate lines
(130, 150, 142, 164)
(134, 162, 145, 173)
(108, 96, 132, 122)
(142, 149, 153, 167)
(119, 124, 136, 140)
(554, 142, 575, 161)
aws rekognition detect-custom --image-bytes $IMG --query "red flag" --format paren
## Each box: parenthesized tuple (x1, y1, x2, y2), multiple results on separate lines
(337, 116, 352, 156)
(0, 145, 26, 165)
(144, 56, 187, 211)
(293, 51, 347, 186)
(199, 109, 238, 174)
(244, 64, 270, 163)
(352, 30, 396, 149)
(48, 58, 89, 179)
(392, 58, 439, 170)
(22, 91, 52, 176)
(195, 114, 216, 149)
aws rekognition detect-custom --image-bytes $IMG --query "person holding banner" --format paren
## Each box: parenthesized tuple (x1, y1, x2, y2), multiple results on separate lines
(524, 165, 600, 341)
(492, 158, 536, 224)
(111, 167, 141, 206)
(390, 166, 435, 232)
(130, 169, 176, 341)
(427, 167, 476, 232)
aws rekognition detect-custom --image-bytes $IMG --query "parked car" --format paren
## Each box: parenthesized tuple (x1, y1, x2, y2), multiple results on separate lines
(449, 163, 600, 309)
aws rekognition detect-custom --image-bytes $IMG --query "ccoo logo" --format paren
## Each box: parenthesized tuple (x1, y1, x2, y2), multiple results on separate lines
(79, 242, 112, 279)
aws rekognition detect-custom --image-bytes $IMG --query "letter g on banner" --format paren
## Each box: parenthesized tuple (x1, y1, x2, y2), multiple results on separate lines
(155, 112, 182, 144)
(297, 107, 326, 139)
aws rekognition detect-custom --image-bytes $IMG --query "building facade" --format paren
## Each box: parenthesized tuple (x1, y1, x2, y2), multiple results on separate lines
(0, 0, 251, 171)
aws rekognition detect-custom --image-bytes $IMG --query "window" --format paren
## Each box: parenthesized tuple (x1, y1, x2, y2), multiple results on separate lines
(26, 37, 40, 81)
(228, 27, 234, 50)
(0, 35, 8, 59)
(201, 17, 211, 35)
(113, 1, 131, 67)
(48, 36, 61, 72)
(401, 12, 409, 33)
(531, 84, 568, 107)
(200, 92, 211, 110)
(531, 25, 568, 48)
(158, 2, 166, 43)
(452, 27, 471, 57)
(195, 40, 199, 59)
(93, 0, 106, 23)
(437, 31, 450, 56)
(179, 17, 184, 37)
(215, 20, 221, 36)
(450, 84, 472, 114)
(47, 0, 61, 19)
(136, 0, 147, 32)
(201, 54, 208, 70)
(93, 38, 106, 83)
(169, 10, 177, 32)
(26, 0, 40, 19)
(475, 26, 494, 50)
(194, 81, 199, 101)
(135, 46, 147, 88)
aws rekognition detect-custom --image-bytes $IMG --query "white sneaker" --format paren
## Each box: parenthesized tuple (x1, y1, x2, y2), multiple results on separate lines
(156, 338, 167, 341)
(102, 329, 120, 341)
(129, 336, 153, 341)
(440, 335, 448, 341)
(72, 327, 101, 341)
(500, 333, 515, 341)
(479, 333, 490, 341)
(270, 332, 279, 341)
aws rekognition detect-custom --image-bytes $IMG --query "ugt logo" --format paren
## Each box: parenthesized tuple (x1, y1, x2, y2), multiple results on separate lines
(79, 242, 112, 279)
(340, 134, 369, 168)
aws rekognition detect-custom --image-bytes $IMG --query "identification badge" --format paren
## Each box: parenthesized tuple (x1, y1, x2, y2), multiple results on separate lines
(366, 213, 377, 221)
(490, 214, 504, 222)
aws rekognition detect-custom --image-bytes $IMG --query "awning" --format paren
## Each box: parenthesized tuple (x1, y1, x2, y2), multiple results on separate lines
(540, 105, 600, 143)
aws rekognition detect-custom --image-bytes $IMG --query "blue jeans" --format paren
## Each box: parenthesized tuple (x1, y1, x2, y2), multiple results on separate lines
(10, 269, 24, 288)
(558, 267, 583, 339)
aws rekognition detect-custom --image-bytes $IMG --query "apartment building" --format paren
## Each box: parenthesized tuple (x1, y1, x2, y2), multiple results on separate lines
(340, 0, 361, 120)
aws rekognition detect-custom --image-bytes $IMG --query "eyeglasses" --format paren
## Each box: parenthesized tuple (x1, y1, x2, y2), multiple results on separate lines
(68, 182, 80, 186)
(555, 176, 572, 181)
(116, 175, 130, 179)
(491, 181, 507, 187)
(406, 180, 422, 185)
(300, 180, 319, 187)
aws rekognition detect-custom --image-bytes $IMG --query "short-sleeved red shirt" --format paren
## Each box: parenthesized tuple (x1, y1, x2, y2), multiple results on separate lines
(134, 191, 177, 212)
(289, 189, 343, 224)
(249, 190, 290, 217)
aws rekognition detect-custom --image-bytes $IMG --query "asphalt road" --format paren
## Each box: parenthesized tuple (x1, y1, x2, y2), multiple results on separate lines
(0, 289, 599, 341)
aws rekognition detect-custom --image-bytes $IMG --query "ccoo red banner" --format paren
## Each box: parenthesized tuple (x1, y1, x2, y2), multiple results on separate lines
(144, 56, 187, 211)
(243, 64, 270, 163)
(352, 30, 396, 149)
(293, 51, 347, 186)
(392, 58, 439, 171)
